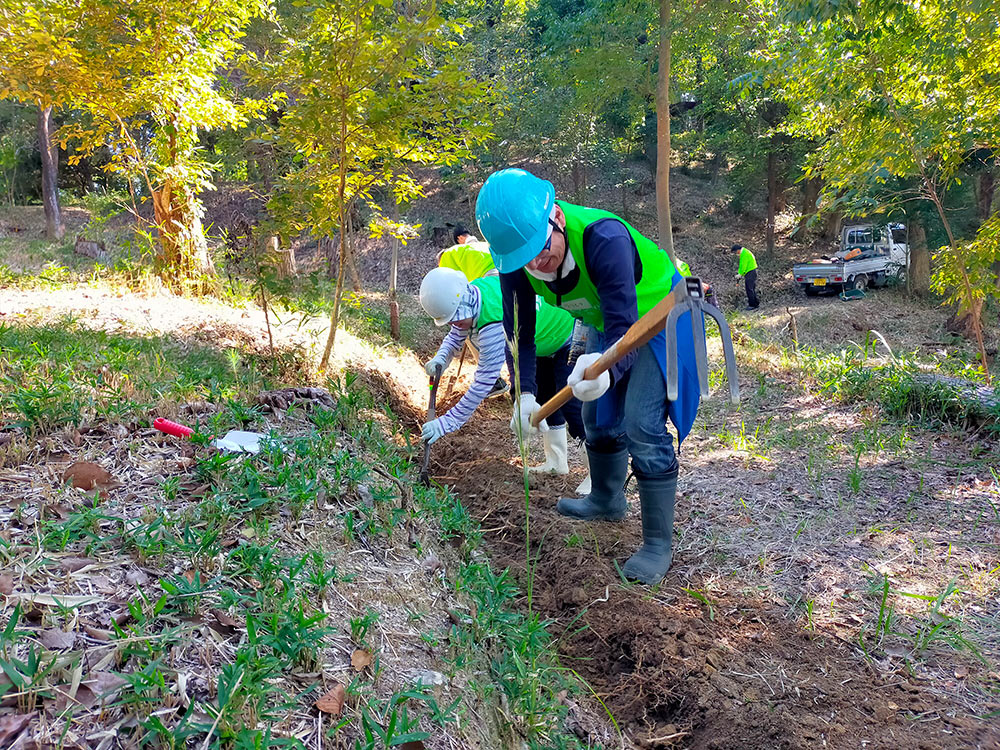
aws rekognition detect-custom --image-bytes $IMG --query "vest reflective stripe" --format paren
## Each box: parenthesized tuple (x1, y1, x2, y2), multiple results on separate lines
(472, 276, 574, 357)
(525, 201, 678, 331)
(438, 241, 496, 281)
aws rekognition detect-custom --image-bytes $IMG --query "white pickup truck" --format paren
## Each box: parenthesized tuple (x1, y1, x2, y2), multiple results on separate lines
(793, 223, 909, 296)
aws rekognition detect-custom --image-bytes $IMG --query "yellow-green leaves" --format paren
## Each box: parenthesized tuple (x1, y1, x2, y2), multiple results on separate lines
(267, 0, 491, 238)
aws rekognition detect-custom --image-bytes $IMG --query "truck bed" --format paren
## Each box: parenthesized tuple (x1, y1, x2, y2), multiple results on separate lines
(792, 255, 893, 284)
(792, 257, 893, 279)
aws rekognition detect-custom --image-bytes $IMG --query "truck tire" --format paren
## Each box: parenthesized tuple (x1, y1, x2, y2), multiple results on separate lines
(804, 285, 820, 297)
(848, 274, 868, 291)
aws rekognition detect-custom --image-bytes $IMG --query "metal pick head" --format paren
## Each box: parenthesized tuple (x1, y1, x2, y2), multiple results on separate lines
(684, 276, 703, 300)
(664, 276, 740, 406)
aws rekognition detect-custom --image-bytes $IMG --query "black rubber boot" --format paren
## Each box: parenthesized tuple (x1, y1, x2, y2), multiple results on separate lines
(556, 446, 627, 521)
(622, 470, 677, 584)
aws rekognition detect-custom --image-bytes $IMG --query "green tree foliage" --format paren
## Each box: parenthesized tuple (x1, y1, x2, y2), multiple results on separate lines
(0, 102, 37, 207)
(771, 0, 1000, 380)
(521, 0, 656, 192)
(263, 0, 491, 366)
(0, 0, 270, 289)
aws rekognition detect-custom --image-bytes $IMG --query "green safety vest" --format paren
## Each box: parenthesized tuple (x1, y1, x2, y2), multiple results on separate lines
(439, 241, 496, 281)
(525, 201, 678, 331)
(473, 276, 574, 357)
(737, 247, 757, 276)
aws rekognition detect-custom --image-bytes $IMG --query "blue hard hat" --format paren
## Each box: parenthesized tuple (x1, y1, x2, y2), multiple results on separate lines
(475, 169, 555, 273)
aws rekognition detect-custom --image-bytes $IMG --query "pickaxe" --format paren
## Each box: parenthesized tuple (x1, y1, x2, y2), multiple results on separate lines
(419, 363, 443, 486)
(444, 341, 469, 399)
(531, 276, 739, 427)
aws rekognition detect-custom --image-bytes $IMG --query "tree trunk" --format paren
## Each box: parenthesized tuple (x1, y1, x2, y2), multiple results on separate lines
(272, 236, 296, 278)
(655, 0, 673, 259)
(38, 104, 64, 242)
(821, 208, 841, 242)
(320, 109, 350, 370)
(925, 179, 990, 384)
(977, 167, 995, 223)
(907, 219, 930, 295)
(794, 176, 822, 243)
(389, 201, 400, 340)
(643, 104, 657, 177)
(150, 180, 213, 290)
(765, 143, 777, 255)
(945, 299, 984, 340)
(389, 238, 400, 341)
(346, 203, 362, 293)
(322, 236, 337, 278)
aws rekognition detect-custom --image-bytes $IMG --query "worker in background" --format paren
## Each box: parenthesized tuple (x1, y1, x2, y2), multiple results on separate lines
(419, 268, 587, 482)
(732, 243, 759, 310)
(476, 168, 702, 585)
(437, 224, 498, 281)
(436, 223, 506, 397)
(676, 257, 718, 309)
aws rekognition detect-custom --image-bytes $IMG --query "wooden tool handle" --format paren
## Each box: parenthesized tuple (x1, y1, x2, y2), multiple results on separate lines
(420, 364, 443, 483)
(531, 287, 681, 426)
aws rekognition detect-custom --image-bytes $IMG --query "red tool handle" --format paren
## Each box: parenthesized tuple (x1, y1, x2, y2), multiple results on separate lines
(153, 418, 194, 438)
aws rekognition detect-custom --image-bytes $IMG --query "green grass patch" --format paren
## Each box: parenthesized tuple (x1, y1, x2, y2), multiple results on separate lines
(2, 363, 592, 747)
(802, 346, 1000, 429)
(0, 318, 307, 433)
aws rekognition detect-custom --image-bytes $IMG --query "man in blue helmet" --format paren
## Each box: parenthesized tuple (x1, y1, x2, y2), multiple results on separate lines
(475, 168, 701, 585)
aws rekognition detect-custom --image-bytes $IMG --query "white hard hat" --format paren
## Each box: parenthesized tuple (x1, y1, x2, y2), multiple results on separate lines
(420, 267, 469, 326)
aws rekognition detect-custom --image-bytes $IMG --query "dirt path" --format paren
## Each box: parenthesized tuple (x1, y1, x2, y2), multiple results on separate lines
(374, 366, 1000, 750)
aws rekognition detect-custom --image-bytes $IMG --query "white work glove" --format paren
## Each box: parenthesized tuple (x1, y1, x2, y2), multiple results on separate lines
(510, 393, 548, 440)
(733, 273, 741, 281)
(567, 352, 610, 402)
(425, 352, 450, 377)
(421, 418, 447, 445)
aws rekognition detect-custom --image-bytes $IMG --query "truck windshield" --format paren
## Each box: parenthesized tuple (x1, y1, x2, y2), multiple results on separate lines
(891, 227, 906, 244)
(846, 228, 874, 245)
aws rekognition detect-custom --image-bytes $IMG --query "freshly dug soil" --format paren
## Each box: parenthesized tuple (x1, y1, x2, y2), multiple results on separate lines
(371, 370, 999, 750)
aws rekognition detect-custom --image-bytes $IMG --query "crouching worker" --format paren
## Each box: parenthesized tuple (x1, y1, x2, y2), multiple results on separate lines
(419, 268, 585, 476)
(476, 168, 702, 585)
(676, 257, 718, 309)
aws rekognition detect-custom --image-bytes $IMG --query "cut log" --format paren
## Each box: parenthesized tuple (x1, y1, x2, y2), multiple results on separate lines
(270, 236, 296, 278)
(908, 372, 999, 422)
(74, 235, 108, 262)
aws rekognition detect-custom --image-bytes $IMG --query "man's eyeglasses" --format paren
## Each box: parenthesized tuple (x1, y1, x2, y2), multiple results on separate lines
(541, 218, 561, 252)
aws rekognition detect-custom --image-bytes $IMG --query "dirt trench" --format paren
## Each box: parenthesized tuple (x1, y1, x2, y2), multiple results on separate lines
(370, 369, 998, 750)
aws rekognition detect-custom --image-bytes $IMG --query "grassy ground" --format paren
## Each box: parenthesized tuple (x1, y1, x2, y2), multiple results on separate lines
(694, 314, 1000, 702)
(0, 224, 605, 747)
(2, 201, 999, 748)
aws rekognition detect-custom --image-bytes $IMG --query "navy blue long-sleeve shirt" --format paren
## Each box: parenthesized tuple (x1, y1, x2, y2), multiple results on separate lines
(500, 217, 642, 396)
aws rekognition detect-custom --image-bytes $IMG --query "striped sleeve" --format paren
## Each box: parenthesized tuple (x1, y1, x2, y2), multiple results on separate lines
(436, 325, 468, 363)
(439, 321, 506, 433)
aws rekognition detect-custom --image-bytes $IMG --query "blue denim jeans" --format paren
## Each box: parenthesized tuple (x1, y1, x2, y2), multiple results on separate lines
(536, 343, 585, 441)
(582, 326, 678, 478)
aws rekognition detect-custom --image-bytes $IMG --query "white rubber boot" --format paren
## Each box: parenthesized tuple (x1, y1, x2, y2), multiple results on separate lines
(529, 425, 569, 474)
(574, 444, 592, 496)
